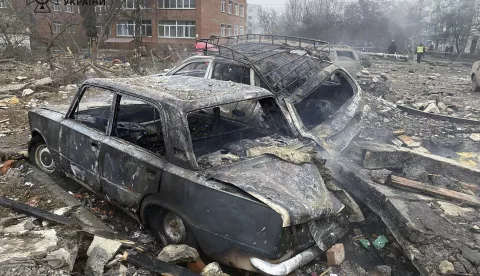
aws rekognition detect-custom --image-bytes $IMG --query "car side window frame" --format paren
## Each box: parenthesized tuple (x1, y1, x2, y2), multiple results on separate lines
(170, 59, 211, 78)
(65, 84, 118, 135)
(107, 92, 168, 158)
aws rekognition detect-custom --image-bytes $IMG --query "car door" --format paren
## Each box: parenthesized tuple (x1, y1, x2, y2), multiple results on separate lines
(99, 94, 168, 210)
(61, 86, 116, 193)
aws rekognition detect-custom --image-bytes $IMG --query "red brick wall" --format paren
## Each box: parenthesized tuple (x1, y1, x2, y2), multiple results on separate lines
(198, 0, 247, 38)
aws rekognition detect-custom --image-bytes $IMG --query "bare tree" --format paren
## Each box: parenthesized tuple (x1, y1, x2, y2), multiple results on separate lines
(80, 0, 123, 63)
(30, 10, 79, 70)
(433, 0, 478, 55)
(258, 7, 280, 35)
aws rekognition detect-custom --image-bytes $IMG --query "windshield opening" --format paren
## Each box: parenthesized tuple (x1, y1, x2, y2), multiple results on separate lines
(294, 72, 354, 129)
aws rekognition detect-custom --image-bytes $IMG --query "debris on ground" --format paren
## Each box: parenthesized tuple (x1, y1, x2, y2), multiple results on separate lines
(157, 244, 200, 264)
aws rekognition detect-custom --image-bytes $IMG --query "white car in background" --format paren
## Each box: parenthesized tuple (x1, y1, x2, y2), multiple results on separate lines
(328, 46, 364, 77)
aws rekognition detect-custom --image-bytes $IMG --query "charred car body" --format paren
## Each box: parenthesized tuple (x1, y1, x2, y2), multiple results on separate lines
(158, 35, 365, 152)
(28, 76, 354, 275)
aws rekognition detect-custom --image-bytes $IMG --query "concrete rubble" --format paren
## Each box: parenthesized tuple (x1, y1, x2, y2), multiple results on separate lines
(327, 140, 480, 275)
(1, 45, 480, 276)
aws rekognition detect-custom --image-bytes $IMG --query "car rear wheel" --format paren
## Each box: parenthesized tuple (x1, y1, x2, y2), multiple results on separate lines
(29, 138, 56, 174)
(148, 209, 197, 247)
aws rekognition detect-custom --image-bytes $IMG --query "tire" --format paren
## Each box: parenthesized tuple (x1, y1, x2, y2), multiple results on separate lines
(147, 208, 197, 247)
(29, 137, 56, 174)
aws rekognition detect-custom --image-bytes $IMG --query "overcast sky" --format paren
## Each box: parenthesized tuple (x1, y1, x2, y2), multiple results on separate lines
(247, 0, 286, 9)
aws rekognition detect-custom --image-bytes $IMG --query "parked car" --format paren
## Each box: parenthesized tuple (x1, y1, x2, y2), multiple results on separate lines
(28, 76, 350, 275)
(471, 60, 480, 91)
(157, 35, 365, 153)
(327, 45, 364, 77)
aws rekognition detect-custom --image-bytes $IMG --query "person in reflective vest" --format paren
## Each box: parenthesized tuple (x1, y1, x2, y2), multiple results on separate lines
(416, 43, 425, 63)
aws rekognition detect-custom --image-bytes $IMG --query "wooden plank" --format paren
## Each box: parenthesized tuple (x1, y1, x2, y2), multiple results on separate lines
(0, 196, 75, 225)
(122, 250, 199, 276)
(387, 176, 480, 207)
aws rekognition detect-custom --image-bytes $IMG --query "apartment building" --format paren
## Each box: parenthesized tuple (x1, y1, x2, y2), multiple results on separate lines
(104, 0, 248, 46)
(2, 0, 247, 51)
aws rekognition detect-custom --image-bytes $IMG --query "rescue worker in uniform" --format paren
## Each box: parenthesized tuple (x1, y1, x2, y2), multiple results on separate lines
(416, 43, 425, 63)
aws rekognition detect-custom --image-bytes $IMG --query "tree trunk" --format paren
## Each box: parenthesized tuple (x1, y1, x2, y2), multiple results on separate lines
(46, 46, 54, 70)
(90, 39, 98, 64)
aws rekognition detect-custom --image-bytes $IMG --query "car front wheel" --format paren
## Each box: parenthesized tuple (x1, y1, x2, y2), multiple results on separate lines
(29, 138, 56, 174)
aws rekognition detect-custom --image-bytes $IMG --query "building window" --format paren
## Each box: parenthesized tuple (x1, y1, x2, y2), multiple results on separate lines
(158, 21, 196, 38)
(0, 0, 6, 8)
(234, 25, 239, 35)
(228, 0, 232, 14)
(221, 0, 225, 12)
(52, 0, 59, 11)
(158, 0, 196, 9)
(240, 4, 244, 17)
(234, 2, 239, 16)
(97, 25, 112, 36)
(53, 22, 62, 34)
(95, 4, 109, 14)
(221, 24, 226, 36)
(240, 26, 244, 35)
(65, 3, 73, 12)
(68, 25, 76, 34)
(140, 20, 152, 36)
(123, 0, 149, 9)
(227, 24, 232, 36)
(117, 20, 135, 36)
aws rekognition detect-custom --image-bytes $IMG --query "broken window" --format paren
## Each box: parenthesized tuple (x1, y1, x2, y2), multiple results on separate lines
(187, 98, 287, 158)
(212, 64, 250, 84)
(336, 50, 356, 61)
(173, 61, 209, 77)
(139, 20, 152, 36)
(113, 95, 165, 156)
(294, 72, 354, 129)
(73, 87, 114, 133)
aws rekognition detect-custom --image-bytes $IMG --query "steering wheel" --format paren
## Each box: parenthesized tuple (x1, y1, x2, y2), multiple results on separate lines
(100, 108, 129, 129)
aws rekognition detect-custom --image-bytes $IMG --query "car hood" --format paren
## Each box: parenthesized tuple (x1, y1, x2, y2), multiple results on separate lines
(208, 155, 338, 227)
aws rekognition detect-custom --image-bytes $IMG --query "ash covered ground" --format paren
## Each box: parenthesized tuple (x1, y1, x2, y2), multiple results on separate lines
(0, 56, 479, 275)
(358, 57, 480, 168)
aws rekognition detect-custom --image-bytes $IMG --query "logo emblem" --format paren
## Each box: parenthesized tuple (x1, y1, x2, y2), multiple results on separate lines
(26, 0, 52, 13)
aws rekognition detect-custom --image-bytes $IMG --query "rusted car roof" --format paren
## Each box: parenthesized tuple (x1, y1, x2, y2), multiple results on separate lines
(84, 76, 273, 111)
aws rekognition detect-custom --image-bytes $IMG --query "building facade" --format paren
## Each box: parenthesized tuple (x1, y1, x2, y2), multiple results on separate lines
(3, 0, 247, 51)
(102, 0, 247, 46)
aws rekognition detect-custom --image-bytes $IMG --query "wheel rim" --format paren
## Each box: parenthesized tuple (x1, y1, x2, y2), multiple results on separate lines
(161, 212, 187, 245)
(35, 144, 55, 173)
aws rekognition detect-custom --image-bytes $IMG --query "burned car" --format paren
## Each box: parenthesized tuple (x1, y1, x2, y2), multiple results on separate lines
(28, 76, 352, 275)
(157, 35, 364, 153)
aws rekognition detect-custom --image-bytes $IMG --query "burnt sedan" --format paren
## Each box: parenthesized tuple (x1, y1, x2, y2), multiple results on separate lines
(156, 35, 365, 153)
(28, 76, 350, 275)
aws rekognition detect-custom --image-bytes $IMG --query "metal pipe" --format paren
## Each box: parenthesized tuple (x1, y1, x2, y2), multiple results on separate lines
(250, 246, 322, 276)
